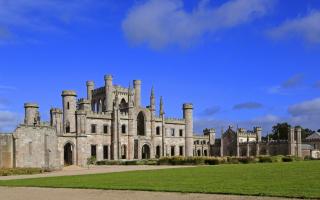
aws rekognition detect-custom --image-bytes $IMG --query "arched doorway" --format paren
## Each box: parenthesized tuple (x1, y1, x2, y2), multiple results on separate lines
(64, 143, 73, 166)
(156, 145, 161, 158)
(137, 112, 145, 136)
(142, 144, 150, 159)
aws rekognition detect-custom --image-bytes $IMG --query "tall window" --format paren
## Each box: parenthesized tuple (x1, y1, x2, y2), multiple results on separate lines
(67, 102, 70, 110)
(171, 128, 175, 137)
(171, 146, 175, 156)
(179, 146, 184, 156)
(91, 145, 97, 157)
(103, 145, 108, 160)
(91, 124, 97, 134)
(156, 126, 161, 135)
(137, 112, 145, 136)
(156, 146, 161, 158)
(179, 129, 183, 137)
(66, 121, 70, 133)
(122, 124, 126, 134)
(103, 125, 109, 134)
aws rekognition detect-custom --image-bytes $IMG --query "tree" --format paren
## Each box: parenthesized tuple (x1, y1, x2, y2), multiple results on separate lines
(270, 123, 291, 140)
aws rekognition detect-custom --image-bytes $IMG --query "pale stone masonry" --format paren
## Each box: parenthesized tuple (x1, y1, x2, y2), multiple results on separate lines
(0, 75, 306, 169)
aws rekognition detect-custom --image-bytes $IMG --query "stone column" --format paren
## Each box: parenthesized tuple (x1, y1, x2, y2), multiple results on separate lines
(183, 103, 193, 157)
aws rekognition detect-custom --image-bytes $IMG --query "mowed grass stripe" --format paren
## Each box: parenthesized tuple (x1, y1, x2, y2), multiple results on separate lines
(0, 161, 319, 199)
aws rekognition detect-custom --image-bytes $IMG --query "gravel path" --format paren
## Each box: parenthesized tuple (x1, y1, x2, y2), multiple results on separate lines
(0, 187, 304, 200)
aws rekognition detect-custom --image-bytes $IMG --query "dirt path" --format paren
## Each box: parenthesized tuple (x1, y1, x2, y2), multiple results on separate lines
(0, 165, 192, 180)
(0, 187, 304, 200)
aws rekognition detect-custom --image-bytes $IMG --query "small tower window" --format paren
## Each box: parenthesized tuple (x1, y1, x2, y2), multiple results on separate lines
(66, 121, 70, 133)
(156, 126, 161, 135)
(171, 128, 175, 137)
(179, 129, 183, 137)
(103, 125, 109, 134)
(67, 102, 70, 110)
(91, 124, 97, 134)
(122, 124, 126, 134)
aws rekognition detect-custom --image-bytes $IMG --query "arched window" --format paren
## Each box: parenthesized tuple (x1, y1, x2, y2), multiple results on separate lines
(156, 126, 161, 135)
(137, 112, 145, 136)
(66, 121, 70, 133)
(122, 124, 126, 134)
(121, 145, 127, 159)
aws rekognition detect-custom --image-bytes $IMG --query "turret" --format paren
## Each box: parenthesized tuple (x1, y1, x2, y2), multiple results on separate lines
(50, 108, 63, 134)
(62, 90, 77, 133)
(203, 128, 215, 145)
(78, 99, 91, 111)
(288, 127, 295, 155)
(295, 127, 302, 158)
(134, 80, 141, 108)
(150, 86, 155, 114)
(105, 75, 113, 112)
(24, 103, 40, 125)
(254, 127, 262, 142)
(86, 81, 94, 101)
(183, 103, 193, 157)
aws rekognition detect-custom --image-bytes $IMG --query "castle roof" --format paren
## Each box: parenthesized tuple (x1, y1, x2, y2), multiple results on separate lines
(305, 132, 320, 141)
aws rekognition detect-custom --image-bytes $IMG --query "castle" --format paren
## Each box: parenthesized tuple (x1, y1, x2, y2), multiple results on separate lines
(0, 75, 308, 169)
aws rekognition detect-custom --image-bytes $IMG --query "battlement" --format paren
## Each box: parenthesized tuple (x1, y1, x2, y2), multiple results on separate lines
(50, 107, 62, 113)
(92, 87, 105, 95)
(24, 103, 39, 108)
(165, 117, 185, 124)
(86, 111, 112, 119)
(62, 90, 77, 97)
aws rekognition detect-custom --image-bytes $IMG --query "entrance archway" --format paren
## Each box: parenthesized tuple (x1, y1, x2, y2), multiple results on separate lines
(142, 144, 150, 159)
(64, 143, 73, 166)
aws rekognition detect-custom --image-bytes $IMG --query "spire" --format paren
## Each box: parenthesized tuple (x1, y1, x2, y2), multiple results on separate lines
(150, 86, 155, 111)
(160, 96, 164, 116)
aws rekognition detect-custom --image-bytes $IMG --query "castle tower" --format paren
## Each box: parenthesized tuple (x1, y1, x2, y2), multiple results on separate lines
(104, 75, 113, 112)
(255, 127, 262, 156)
(160, 96, 166, 156)
(183, 103, 193, 157)
(288, 127, 295, 156)
(295, 127, 302, 158)
(86, 81, 94, 101)
(134, 80, 141, 108)
(127, 86, 135, 160)
(62, 90, 77, 133)
(204, 128, 215, 157)
(24, 103, 40, 125)
(112, 90, 120, 160)
(50, 108, 63, 134)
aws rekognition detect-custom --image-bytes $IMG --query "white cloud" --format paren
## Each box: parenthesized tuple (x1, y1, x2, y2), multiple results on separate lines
(267, 74, 304, 95)
(268, 10, 320, 44)
(288, 98, 320, 117)
(0, 110, 21, 132)
(122, 0, 273, 49)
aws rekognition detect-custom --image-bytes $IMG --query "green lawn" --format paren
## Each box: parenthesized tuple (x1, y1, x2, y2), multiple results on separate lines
(0, 161, 319, 199)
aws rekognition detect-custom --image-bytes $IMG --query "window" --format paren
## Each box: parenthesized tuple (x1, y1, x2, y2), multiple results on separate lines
(103, 125, 109, 134)
(171, 146, 175, 156)
(204, 150, 208, 156)
(171, 128, 175, 137)
(179, 129, 183, 137)
(179, 146, 184, 156)
(28, 142, 32, 156)
(156, 146, 161, 158)
(103, 145, 109, 160)
(137, 112, 145, 136)
(156, 126, 161, 135)
(91, 124, 97, 133)
(67, 102, 70, 110)
(66, 121, 70, 133)
(91, 145, 97, 157)
(122, 124, 126, 134)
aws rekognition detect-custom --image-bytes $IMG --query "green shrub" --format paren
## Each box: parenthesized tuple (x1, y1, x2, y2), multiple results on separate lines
(96, 160, 121, 165)
(87, 156, 97, 165)
(258, 156, 273, 163)
(271, 155, 284, 163)
(204, 158, 220, 165)
(227, 157, 239, 164)
(238, 157, 256, 164)
(282, 156, 294, 162)
(0, 168, 43, 176)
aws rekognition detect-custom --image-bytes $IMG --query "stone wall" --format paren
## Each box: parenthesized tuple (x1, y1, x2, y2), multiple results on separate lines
(0, 134, 13, 168)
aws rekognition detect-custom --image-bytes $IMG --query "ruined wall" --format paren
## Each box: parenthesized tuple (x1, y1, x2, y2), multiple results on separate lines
(0, 134, 13, 168)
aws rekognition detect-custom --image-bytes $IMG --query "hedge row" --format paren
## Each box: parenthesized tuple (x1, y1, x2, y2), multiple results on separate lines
(95, 155, 303, 166)
(0, 168, 44, 176)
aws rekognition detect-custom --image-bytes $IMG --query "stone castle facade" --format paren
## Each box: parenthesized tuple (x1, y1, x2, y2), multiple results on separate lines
(0, 75, 308, 169)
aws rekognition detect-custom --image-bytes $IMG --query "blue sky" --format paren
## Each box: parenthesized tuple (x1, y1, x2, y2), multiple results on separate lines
(0, 0, 320, 135)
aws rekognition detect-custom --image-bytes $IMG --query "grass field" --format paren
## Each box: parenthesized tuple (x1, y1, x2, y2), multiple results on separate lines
(0, 161, 319, 199)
